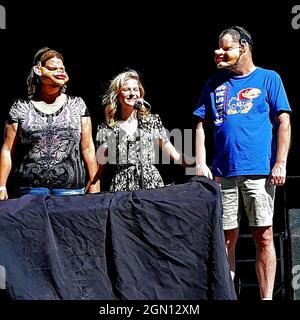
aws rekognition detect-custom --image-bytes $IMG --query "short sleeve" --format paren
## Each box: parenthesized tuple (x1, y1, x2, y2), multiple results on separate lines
(77, 97, 90, 117)
(266, 71, 291, 118)
(193, 79, 212, 120)
(152, 114, 169, 142)
(7, 100, 21, 124)
(95, 123, 108, 150)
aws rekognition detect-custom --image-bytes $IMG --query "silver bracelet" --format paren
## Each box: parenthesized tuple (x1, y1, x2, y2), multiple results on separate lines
(0, 186, 7, 192)
(196, 163, 205, 169)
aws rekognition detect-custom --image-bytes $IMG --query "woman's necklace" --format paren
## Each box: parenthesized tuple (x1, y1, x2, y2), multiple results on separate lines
(119, 112, 138, 135)
(31, 93, 66, 114)
(127, 117, 136, 123)
(125, 110, 137, 123)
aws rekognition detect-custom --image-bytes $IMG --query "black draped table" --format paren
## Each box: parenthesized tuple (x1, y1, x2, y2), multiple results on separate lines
(0, 176, 236, 300)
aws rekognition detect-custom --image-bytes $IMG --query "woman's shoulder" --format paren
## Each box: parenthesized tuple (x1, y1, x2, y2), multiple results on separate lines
(11, 98, 31, 106)
(96, 122, 114, 142)
(143, 113, 163, 125)
(96, 121, 110, 132)
(65, 95, 85, 103)
(144, 113, 161, 120)
(9, 98, 32, 112)
(7, 98, 32, 121)
(63, 95, 89, 116)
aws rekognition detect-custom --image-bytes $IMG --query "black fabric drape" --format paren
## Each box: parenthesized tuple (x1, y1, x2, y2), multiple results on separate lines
(0, 176, 236, 300)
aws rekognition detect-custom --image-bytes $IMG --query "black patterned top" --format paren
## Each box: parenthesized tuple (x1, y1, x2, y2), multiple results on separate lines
(96, 114, 169, 192)
(7, 96, 89, 189)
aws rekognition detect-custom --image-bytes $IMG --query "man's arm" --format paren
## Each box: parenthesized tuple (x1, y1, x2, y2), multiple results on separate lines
(268, 111, 291, 185)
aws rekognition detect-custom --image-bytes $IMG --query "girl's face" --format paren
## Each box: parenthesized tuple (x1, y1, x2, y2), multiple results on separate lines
(118, 78, 140, 108)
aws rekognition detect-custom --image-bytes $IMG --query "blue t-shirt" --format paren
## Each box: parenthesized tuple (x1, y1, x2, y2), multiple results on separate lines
(193, 67, 291, 177)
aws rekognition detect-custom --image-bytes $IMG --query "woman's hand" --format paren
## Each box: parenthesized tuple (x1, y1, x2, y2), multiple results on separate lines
(87, 180, 101, 193)
(0, 188, 8, 200)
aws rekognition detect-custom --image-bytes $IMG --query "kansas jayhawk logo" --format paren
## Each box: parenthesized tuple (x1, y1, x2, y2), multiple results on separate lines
(228, 88, 261, 114)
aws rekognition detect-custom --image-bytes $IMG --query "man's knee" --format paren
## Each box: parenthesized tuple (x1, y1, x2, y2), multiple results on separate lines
(251, 226, 274, 248)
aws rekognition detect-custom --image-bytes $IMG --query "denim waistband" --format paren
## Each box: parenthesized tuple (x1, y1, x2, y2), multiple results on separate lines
(15, 187, 85, 197)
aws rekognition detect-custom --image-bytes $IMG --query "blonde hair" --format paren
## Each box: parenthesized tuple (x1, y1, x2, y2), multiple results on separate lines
(102, 69, 149, 127)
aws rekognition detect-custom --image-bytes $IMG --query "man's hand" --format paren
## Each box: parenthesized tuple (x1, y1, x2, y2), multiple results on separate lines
(267, 162, 286, 185)
(196, 163, 213, 179)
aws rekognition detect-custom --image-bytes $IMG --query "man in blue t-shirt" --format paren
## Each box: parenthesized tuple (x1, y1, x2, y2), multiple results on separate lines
(193, 26, 291, 300)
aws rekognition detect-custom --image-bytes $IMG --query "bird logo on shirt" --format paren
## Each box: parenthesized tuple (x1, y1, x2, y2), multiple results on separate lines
(227, 88, 261, 114)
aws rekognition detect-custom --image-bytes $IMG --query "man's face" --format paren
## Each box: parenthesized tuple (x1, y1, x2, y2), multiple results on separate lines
(39, 57, 69, 86)
(214, 34, 241, 69)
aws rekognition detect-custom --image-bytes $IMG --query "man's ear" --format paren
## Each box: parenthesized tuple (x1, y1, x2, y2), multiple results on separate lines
(239, 44, 246, 54)
(240, 39, 248, 53)
(33, 65, 42, 76)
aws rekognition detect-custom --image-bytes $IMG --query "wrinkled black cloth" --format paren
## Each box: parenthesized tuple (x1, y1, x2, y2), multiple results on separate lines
(0, 176, 236, 300)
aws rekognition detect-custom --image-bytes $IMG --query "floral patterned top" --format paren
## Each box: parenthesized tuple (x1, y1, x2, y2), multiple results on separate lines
(96, 114, 169, 192)
(7, 96, 89, 189)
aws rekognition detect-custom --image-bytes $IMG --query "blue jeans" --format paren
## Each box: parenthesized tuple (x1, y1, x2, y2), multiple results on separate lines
(15, 187, 85, 197)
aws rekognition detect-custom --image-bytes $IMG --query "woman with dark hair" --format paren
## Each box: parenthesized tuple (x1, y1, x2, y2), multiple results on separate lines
(0, 47, 100, 199)
(95, 69, 194, 192)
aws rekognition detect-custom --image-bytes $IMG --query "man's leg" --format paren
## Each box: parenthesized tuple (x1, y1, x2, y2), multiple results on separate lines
(251, 226, 276, 300)
(242, 176, 276, 299)
(219, 176, 241, 280)
(225, 228, 239, 280)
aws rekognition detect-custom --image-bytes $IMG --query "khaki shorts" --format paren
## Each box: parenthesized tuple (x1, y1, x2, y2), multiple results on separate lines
(219, 176, 276, 230)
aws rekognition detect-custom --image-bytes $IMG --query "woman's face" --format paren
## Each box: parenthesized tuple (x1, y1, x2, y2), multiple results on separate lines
(39, 57, 69, 86)
(118, 78, 140, 108)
